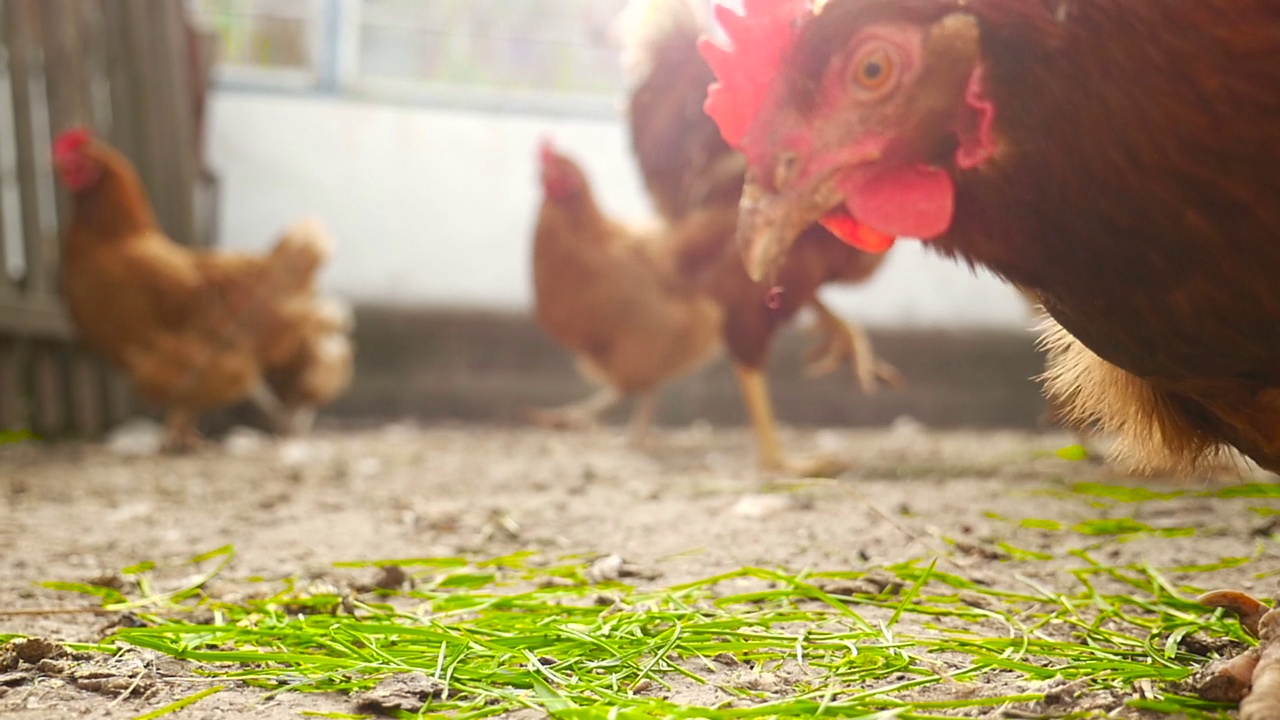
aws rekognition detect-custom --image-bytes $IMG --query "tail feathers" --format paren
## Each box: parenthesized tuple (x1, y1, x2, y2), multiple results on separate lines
(268, 217, 332, 287)
(615, 0, 707, 87)
(313, 296, 355, 333)
(262, 294, 355, 415)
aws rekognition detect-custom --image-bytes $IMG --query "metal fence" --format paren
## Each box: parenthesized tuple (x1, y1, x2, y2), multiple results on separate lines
(0, 0, 215, 437)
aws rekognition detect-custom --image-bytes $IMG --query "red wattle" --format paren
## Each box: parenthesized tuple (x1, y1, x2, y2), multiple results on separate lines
(843, 164, 955, 241)
(820, 212, 896, 253)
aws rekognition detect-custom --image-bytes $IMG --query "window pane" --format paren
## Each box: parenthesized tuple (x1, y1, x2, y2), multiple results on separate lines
(358, 0, 629, 94)
(192, 0, 318, 72)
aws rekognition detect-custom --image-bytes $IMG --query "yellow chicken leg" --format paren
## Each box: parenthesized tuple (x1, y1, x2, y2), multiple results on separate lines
(735, 365, 845, 477)
(805, 300, 905, 394)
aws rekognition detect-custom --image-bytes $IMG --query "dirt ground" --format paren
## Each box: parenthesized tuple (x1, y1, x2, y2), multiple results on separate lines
(1, 422, 1277, 719)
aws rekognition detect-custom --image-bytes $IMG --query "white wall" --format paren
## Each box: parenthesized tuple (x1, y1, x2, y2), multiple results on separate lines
(207, 91, 1032, 329)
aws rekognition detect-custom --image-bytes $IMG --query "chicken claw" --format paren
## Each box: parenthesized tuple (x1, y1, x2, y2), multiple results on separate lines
(1196, 589, 1280, 720)
(1199, 589, 1272, 638)
(161, 408, 206, 454)
(805, 300, 905, 394)
(736, 364, 848, 477)
(780, 454, 847, 478)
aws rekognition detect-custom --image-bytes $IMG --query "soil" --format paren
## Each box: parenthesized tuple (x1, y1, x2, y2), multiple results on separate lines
(0, 422, 1276, 718)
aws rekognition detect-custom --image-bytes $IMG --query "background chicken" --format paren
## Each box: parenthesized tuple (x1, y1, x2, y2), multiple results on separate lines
(262, 296, 356, 435)
(701, 0, 1280, 474)
(530, 141, 723, 443)
(54, 128, 351, 450)
(619, 0, 903, 473)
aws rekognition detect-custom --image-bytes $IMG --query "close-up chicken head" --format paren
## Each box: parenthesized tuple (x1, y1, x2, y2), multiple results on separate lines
(700, 0, 996, 280)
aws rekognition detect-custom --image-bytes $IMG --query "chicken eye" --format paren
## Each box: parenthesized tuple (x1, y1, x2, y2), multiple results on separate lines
(850, 45, 897, 96)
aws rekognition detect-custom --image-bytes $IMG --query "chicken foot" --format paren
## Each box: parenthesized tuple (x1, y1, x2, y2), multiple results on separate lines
(736, 365, 845, 477)
(288, 407, 319, 435)
(161, 407, 205, 454)
(629, 394, 657, 449)
(1195, 589, 1280, 719)
(530, 388, 657, 449)
(247, 382, 321, 436)
(528, 387, 622, 431)
(248, 382, 297, 435)
(804, 300, 905, 394)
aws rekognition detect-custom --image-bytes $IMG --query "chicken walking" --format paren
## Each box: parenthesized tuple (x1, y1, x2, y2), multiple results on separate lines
(54, 129, 353, 451)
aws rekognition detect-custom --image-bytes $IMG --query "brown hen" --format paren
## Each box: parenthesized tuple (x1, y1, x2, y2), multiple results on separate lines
(703, 0, 1280, 474)
(55, 129, 348, 450)
(531, 142, 724, 443)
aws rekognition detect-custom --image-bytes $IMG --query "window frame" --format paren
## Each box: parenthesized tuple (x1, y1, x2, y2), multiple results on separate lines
(190, 0, 332, 92)
(197, 0, 633, 117)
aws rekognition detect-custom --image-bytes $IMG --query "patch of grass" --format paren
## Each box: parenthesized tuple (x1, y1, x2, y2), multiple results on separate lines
(0, 429, 35, 445)
(1019, 518, 1063, 531)
(995, 542, 1054, 561)
(1072, 519, 1195, 538)
(131, 685, 225, 719)
(36, 546, 1255, 720)
(1066, 480, 1280, 504)
(1070, 483, 1186, 503)
(1208, 484, 1280, 499)
(1168, 557, 1254, 574)
(1055, 444, 1090, 462)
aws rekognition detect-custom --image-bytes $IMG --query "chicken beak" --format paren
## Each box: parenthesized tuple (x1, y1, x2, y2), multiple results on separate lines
(737, 165, 844, 283)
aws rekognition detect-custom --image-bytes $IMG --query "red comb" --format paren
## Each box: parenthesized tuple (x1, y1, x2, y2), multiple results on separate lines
(699, 0, 812, 150)
(53, 127, 92, 160)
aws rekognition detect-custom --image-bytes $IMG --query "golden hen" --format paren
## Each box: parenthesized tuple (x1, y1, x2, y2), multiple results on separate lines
(531, 141, 723, 443)
(54, 128, 349, 450)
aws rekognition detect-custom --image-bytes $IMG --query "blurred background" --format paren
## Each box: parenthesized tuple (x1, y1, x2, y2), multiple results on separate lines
(197, 0, 1027, 322)
(1, 0, 1044, 438)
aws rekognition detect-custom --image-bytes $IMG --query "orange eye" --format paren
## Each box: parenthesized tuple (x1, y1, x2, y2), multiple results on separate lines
(850, 44, 897, 95)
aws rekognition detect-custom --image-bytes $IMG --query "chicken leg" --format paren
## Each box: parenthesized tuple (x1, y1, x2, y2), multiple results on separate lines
(528, 387, 621, 430)
(628, 394, 657, 448)
(286, 407, 319, 435)
(804, 300, 905, 394)
(161, 406, 204, 453)
(248, 381, 295, 434)
(735, 364, 845, 476)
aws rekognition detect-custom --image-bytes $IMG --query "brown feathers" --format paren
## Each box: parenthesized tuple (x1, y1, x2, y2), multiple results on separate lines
(732, 0, 1280, 474)
(1038, 319, 1230, 475)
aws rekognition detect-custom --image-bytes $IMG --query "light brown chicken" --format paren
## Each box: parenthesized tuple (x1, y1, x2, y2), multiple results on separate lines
(54, 128, 348, 450)
(531, 141, 723, 442)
